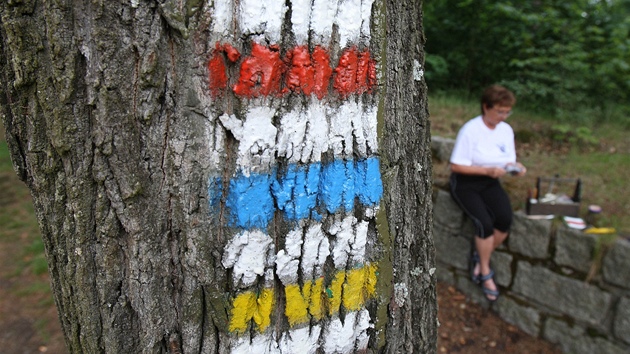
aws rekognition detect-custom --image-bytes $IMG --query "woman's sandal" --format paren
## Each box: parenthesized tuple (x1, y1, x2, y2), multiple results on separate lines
(479, 270, 500, 302)
(469, 251, 481, 284)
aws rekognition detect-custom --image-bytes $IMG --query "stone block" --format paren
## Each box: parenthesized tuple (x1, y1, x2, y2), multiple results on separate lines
(455, 275, 491, 309)
(508, 212, 552, 258)
(554, 227, 597, 273)
(491, 251, 513, 287)
(602, 238, 630, 289)
(544, 318, 628, 354)
(460, 218, 475, 240)
(431, 136, 455, 162)
(495, 296, 540, 336)
(433, 189, 464, 230)
(435, 265, 455, 285)
(433, 223, 471, 271)
(513, 262, 612, 326)
(614, 296, 630, 345)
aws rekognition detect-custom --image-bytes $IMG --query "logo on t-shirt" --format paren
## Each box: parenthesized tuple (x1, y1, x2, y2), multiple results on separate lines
(497, 143, 506, 153)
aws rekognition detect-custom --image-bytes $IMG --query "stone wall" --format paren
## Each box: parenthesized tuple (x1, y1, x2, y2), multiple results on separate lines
(431, 136, 630, 354)
(433, 189, 630, 354)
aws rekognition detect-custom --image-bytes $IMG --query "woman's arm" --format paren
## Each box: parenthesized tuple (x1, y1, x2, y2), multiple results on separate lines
(450, 163, 507, 179)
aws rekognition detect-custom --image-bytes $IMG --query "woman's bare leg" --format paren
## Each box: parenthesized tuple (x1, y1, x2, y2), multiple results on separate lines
(493, 229, 508, 250)
(475, 232, 503, 301)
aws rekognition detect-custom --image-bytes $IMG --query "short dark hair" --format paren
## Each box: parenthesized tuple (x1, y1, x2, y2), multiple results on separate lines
(481, 85, 516, 114)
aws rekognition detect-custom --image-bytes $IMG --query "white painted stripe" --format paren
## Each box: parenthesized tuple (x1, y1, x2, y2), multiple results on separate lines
(212, 0, 373, 46)
(328, 102, 356, 157)
(276, 101, 329, 164)
(219, 107, 278, 174)
(229, 309, 372, 354)
(290, 0, 313, 44)
(328, 215, 368, 269)
(227, 213, 371, 288)
(329, 100, 379, 157)
(336, 0, 364, 48)
(276, 221, 330, 285)
(239, 0, 287, 44)
(275, 226, 304, 285)
(301, 222, 330, 279)
(231, 325, 321, 354)
(278, 325, 322, 354)
(222, 230, 275, 288)
(296, 0, 374, 47)
(231, 331, 280, 354)
(361, 103, 378, 156)
(309, 0, 339, 45)
(323, 309, 373, 354)
(222, 101, 378, 171)
(360, 0, 375, 43)
(211, 0, 234, 37)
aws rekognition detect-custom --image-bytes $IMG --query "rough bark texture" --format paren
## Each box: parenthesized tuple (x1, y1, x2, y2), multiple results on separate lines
(0, 0, 435, 353)
(382, 1, 436, 353)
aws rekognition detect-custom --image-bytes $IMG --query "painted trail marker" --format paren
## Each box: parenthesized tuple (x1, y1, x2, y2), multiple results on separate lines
(207, 0, 381, 352)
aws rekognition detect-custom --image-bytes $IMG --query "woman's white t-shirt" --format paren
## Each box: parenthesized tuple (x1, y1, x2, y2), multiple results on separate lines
(450, 116, 516, 168)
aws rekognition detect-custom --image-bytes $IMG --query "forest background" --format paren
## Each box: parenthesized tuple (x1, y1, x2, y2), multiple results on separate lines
(425, 0, 630, 236)
(425, 0, 630, 123)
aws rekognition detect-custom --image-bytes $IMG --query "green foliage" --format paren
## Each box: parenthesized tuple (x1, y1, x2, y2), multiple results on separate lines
(423, 0, 630, 124)
(549, 124, 599, 150)
(424, 54, 449, 82)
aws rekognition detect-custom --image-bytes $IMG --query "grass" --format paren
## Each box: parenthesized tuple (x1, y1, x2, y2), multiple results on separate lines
(429, 92, 630, 235)
(1, 121, 58, 345)
(1, 125, 50, 294)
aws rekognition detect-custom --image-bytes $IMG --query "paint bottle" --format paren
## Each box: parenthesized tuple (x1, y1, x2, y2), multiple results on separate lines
(585, 205, 602, 227)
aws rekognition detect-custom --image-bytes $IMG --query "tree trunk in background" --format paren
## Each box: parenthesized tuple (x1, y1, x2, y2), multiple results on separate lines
(0, 0, 435, 353)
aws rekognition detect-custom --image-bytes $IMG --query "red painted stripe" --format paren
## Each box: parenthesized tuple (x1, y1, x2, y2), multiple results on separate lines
(333, 47, 359, 98)
(233, 43, 285, 97)
(208, 43, 230, 97)
(208, 43, 376, 98)
(312, 46, 332, 99)
(285, 46, 315, 95)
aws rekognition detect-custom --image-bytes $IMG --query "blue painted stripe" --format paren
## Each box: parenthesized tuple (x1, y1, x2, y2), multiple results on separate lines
(211, 157, 383, 229)
(226, 173, 276, 230)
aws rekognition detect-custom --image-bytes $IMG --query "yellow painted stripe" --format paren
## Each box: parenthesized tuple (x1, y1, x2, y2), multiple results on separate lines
(228, 264, 378, 333)
(343, 264, 378, 311)
(229, 289, 275, 333)
(328, 271, 345, 315)
(229, 292, 256, 333)
(307, 277, 325, 320)
(285, 284, 310, 326)
(284, 277, 327, 326)
(254, 288, 274, 331)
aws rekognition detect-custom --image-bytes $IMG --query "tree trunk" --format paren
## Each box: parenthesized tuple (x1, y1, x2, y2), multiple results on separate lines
(0, 0, 435, 353)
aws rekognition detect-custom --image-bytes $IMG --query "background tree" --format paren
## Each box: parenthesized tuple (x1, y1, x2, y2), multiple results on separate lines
(1, 0, 436, 353)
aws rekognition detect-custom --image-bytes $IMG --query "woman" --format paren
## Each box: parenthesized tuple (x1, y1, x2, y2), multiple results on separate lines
(449, 85, 526, 301)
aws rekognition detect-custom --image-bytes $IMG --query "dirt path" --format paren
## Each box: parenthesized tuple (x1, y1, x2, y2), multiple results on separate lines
(0, 225, 66, 353)
(437, 282, 562, 354)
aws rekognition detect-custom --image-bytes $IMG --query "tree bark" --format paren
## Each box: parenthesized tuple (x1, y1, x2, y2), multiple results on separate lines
(0, 0, 435, 353)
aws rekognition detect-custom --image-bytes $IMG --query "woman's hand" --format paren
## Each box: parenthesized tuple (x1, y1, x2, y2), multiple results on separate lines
(505, 162, 527, 176)
(486, 167, 507, 178)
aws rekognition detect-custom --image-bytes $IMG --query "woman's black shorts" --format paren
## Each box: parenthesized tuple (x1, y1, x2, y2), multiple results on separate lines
(449, 173, 513, 238)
